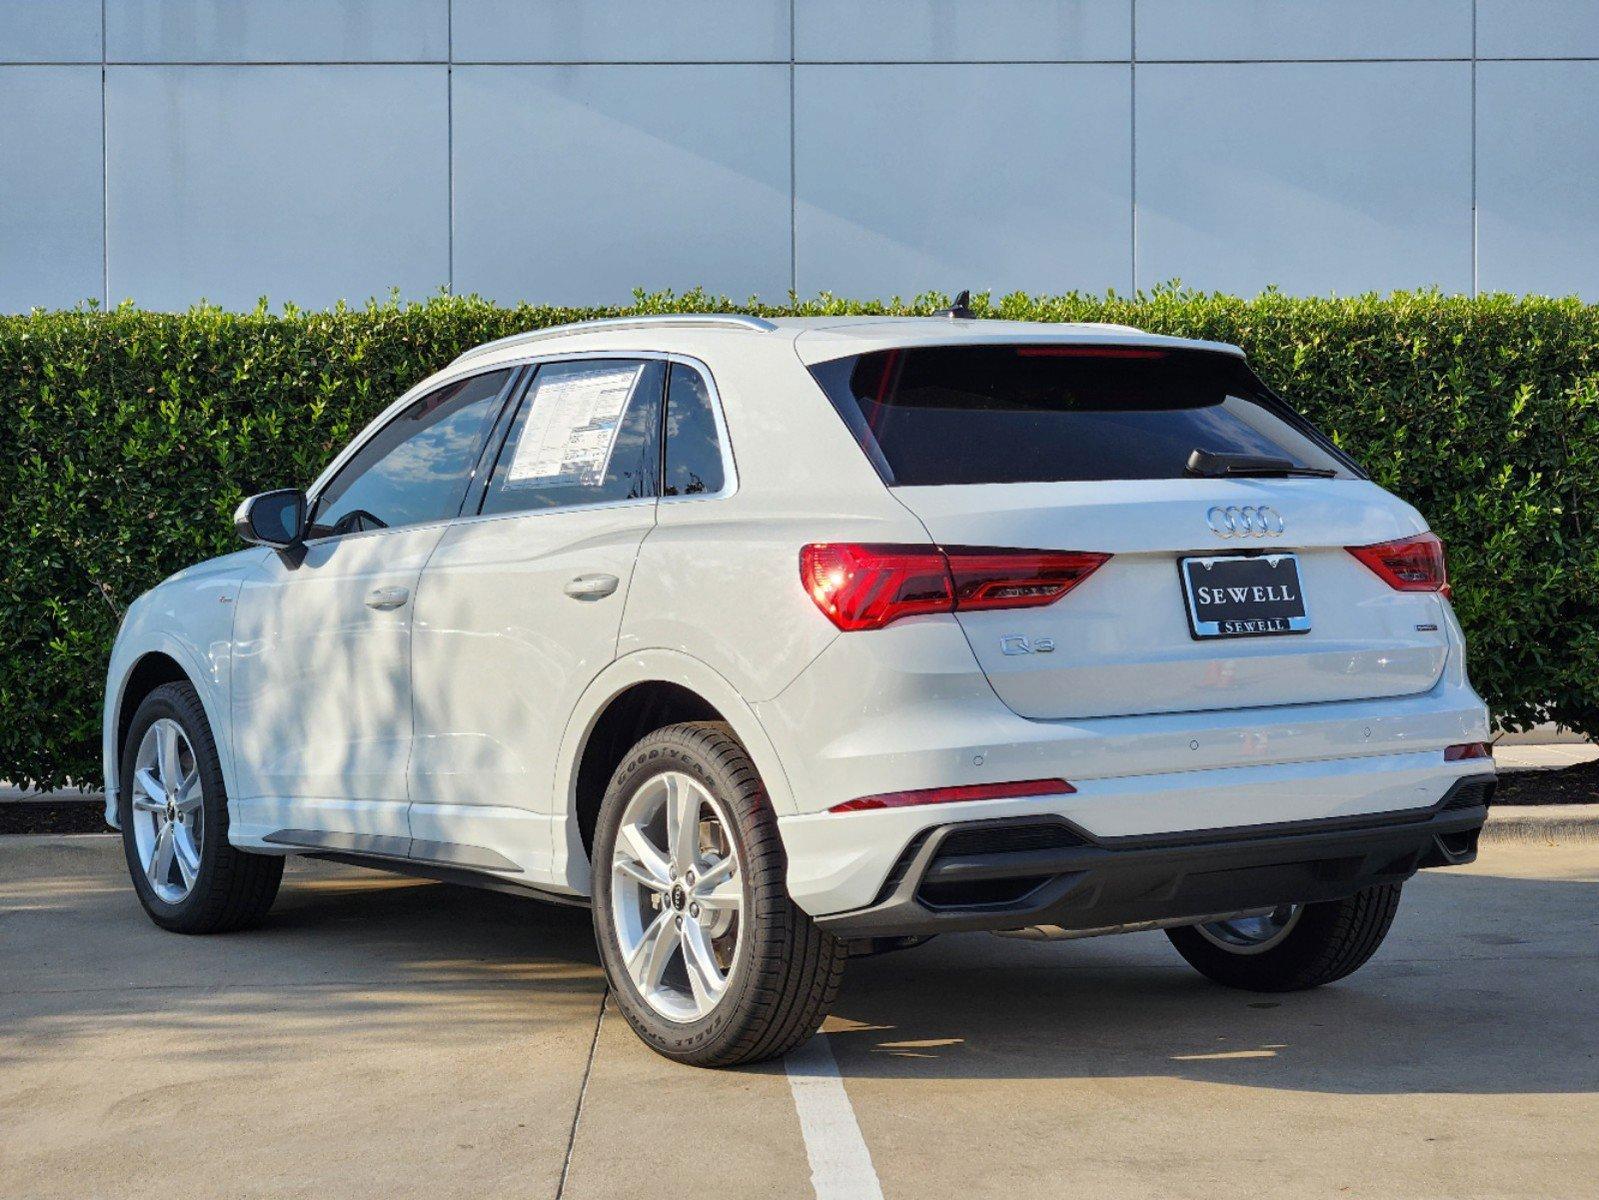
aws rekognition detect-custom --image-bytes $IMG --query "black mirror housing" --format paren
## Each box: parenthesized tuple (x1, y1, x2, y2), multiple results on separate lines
(234, 489, 308, 548)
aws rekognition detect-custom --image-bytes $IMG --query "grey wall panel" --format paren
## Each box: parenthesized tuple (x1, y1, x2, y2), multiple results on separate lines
(0, 0, 100, 62)
(106, 0, 448, 63)
(1136, 0, 1472, 61)
(452, 66, 790, 304)
(1477, 1, 1599, 59)
(795, 1, 1130, 62)
(1137, 63, 1473, 296)
(1478, 61, 1599, 297)
(106, 66, 449, 310)
(795, 64, 1131, 299)
(4, 8, 1597, 312)
(0, 67, 103, 311)
(451, 1, 789, 63)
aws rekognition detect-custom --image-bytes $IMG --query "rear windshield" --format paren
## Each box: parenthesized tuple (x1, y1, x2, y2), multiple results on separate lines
(807, 345, 1357, 486)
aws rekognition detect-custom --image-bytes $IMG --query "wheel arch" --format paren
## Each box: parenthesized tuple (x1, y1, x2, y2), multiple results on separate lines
(115, 652, 190, 764)
(105, 639, 234, 829)
(553, 650, 799, 894)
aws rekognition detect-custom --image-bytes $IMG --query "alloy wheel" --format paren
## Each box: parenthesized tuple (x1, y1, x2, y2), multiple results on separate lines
(1194, 904, 1303, 955)
(129, 718, 205, 904)
(609, 770, 744, 1022)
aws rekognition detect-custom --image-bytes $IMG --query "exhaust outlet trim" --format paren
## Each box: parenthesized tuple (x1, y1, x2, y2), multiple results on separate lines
(992, 908, 1275, 942)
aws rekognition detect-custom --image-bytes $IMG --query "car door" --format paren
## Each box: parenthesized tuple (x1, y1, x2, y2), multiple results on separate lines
(407, 357, 665, 879)
(229, 368, 516, 850)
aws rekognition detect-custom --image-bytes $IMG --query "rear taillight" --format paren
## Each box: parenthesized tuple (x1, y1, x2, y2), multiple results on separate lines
(945, 548, 1109, 611)
(1444, 742, 1493, 762)
(829, 778, 1075, 813)
(1347, 532, 1450, 597)
(800, 544, 1108, 632)
(799, 544, 953, 632)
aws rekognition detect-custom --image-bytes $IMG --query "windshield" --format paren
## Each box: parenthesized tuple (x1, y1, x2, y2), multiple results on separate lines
(807, 345, 1358, 486)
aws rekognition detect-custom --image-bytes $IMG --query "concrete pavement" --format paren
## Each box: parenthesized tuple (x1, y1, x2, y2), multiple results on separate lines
(3, 835, 1596, 1199)
(0, 838, 605, 1198)
(1494, 742, 1599, 771)
(1482, 804, 1599, 842)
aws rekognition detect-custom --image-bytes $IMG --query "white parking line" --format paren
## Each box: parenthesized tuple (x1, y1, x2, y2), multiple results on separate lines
(785, 1034, 885, 1200)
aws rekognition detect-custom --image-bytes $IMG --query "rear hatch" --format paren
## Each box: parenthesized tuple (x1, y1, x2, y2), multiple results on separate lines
(806, 339, 1450, 721)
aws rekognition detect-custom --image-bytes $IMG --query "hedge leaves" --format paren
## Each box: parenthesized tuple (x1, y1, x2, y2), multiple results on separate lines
(2, 289, 1595, 790)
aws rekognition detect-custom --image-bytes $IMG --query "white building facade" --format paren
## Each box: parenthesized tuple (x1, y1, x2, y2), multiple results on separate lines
(3, 0, 1597, 312)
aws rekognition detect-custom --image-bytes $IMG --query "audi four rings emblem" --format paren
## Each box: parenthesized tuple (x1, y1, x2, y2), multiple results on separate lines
(1206, 505, 1286, 538)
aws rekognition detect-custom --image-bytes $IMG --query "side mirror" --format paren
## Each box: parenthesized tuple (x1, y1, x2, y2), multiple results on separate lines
(233, 489, 308, 549)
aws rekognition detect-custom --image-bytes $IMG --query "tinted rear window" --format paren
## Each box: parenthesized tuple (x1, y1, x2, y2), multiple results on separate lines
(808, 345, 1355, 486)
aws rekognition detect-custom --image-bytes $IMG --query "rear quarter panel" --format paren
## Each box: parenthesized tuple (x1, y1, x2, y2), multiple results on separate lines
(617, 338, 927, 704)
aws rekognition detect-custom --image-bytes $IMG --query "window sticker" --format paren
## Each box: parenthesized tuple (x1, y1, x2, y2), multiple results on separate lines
(504, 364, 644, 488)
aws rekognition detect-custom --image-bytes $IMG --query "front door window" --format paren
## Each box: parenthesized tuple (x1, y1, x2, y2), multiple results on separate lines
(311, 368, 512, 537)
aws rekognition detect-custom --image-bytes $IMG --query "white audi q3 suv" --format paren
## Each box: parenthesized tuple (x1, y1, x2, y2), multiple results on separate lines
(104, 311, 1495, 1066)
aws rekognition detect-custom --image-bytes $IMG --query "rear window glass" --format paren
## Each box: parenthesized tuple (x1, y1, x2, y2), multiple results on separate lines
(807, 345, 1355, 486)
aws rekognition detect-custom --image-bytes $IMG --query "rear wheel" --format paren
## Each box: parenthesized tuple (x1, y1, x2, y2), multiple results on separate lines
(1165, 886, 1403, 992)
(592, 722, 846, 1067)
(119, 682, 283, 933)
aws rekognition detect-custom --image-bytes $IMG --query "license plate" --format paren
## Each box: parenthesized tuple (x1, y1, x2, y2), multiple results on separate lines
(1180, 553, 1311, 639)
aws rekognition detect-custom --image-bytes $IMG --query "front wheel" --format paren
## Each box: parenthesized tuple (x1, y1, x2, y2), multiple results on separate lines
(591, 722, 846, 1067)
(1165, 885, 1403, 992)
(118, 681, 283, 933)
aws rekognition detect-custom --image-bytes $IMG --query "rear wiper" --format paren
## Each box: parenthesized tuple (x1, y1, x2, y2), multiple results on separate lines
(1185, 448, 1337, 479)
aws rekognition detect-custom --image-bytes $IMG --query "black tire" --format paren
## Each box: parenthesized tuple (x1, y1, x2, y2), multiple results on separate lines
(592, 722, 846, 1068)
(1165, 885, 1403, 992)
(118, 681, 283, 933)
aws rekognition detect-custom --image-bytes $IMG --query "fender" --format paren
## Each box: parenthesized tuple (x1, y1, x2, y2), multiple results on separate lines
(550, 648, 801, 894)
(101, 548, 256, 830)
(103, 630, 238, 830)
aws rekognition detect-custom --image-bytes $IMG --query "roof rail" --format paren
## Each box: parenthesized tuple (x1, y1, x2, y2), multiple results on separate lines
(451, 313, 779, 365)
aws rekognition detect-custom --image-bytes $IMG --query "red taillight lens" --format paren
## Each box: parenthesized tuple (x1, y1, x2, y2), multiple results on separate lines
(946, 548, 1110, 611)
(799, 543, 953, 632)
(1444, 742, 1493, 762)
(1347, 533, 1450, 597)
(800, 544, 1109, 631)
(829, 778, 1075, 813)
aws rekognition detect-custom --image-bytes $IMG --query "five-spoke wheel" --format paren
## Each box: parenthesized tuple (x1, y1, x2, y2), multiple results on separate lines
(129, 717, 206, 903)
(1193, 904, 1302, 955)
(1167, 886, 1403, 992)
(592, 722, 846, 1067)
(610, 770, 744, 1022)
(119, 680, 283, 932)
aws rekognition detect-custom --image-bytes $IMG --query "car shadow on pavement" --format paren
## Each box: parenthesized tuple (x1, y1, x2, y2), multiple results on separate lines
(811, 869, 1599, 1096)
(0, 846, 606, 1069)
(7, 841, 1595, 1100)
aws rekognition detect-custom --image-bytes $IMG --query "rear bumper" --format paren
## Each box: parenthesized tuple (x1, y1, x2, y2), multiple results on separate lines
(812, 775, 1494, 939)
(758, 613, 1489, 822)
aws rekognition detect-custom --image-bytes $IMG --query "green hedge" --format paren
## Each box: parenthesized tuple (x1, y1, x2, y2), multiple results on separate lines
(3, 289, 1597, 790)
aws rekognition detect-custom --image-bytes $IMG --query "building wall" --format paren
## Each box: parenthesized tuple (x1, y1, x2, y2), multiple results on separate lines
(3, 0, 1597, 312)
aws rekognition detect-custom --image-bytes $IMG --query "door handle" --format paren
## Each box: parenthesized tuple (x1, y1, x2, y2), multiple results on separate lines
(564, 573, 620, 600)
(365, 585, 410, 610)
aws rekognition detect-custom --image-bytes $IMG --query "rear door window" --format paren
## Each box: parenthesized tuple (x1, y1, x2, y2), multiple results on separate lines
(479, 358, 663, 515)
(807, 345, 1354, 486)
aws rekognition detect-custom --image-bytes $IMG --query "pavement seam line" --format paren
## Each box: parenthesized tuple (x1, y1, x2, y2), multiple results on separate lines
(785, 1033, 884, 1200)
(555, 985, 606, 1199)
